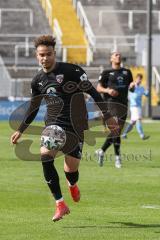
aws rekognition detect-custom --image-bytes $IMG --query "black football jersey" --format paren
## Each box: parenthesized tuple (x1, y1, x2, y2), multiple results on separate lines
(98, 67, 133, 105)
(18, 62, 108, 133)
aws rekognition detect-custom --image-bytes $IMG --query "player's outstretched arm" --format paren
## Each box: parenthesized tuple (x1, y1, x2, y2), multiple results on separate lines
(10, 131, 22, 144)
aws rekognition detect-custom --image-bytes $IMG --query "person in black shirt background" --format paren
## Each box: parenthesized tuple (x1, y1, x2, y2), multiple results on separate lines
(10, 35, 112, 222)
(95, 51, 135, 168)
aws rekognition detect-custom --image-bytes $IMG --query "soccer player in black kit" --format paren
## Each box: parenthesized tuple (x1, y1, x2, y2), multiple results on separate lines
(10, 35, 113, 222)
(95, 51, 135, 168)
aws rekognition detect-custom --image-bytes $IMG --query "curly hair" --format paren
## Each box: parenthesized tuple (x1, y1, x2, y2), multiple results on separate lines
(34, 35, 56, 49)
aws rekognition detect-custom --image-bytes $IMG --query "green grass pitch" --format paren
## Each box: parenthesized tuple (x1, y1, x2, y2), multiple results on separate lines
(0, 120, 160, 240)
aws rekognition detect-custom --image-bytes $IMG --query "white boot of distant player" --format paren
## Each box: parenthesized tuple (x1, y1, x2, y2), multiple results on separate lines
(95, 149, 104, 167)
(115, 155, 122, 169)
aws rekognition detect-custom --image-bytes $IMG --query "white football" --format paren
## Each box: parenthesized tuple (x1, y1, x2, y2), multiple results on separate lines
(41, 125, 66, 150)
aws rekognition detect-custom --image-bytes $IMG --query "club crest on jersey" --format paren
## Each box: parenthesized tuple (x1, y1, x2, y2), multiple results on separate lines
(123, 71, 128, 75)
(46, 87, 56, 96)
(80, 73, 88, 81)
(56, 74, 64, 83)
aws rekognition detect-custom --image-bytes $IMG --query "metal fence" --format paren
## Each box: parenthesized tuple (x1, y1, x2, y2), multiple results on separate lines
(98, 9, 160, 29)
(0, 55, 12, 98)
(0, 8, 33, 28)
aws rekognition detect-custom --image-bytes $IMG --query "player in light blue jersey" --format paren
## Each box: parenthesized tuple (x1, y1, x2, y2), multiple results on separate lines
(122, 73, 150, 140)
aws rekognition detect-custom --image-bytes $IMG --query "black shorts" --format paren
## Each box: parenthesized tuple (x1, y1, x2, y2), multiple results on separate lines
(61, 126, 84, 159)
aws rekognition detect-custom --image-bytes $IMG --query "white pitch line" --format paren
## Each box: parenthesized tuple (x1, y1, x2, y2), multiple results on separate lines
(141, 205, 160, 209)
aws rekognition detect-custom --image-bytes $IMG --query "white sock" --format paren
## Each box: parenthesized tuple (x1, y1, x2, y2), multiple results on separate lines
(99, 149, 104, 155)
(115, 155, 121, 161)
(68, 182, 76, 187)
(56, 197, 64, 204)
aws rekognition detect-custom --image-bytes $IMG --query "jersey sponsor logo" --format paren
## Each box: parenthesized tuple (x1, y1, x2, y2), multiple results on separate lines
(117, 76, 124, 83)
(80, 73, 88, 81)
(56, 74, 64, 83)
(117, 76, 126, 88)
(46, 87, 56, 96)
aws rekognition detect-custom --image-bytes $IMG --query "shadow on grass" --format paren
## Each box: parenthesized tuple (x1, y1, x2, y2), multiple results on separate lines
(63, 222, 160, 229)
(110, 222, 160, 228)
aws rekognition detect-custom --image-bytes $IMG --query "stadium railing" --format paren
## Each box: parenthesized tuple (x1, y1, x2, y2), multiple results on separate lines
(0, 30, 138, 64)
(73, 1, 95, 47)
(10, 78, 32, 99)
(72, 0, 77, 9)
(1, 33, 158, 67)
(0, 40, 137, 66)
(0, 8, 33, 28)
(0, 56, 12, 98)
(98, 9, 160, 30)
(94, 35, 137, 49)
(53, 18, 63, 57)
(53, 18, 63, 45)
(13, 42, 137, 67)
(13, 43, 93, 66)
(72, 1, 97, 64)
(152, 0, 157, 4)
(40, 0, 53, 27)
(73, 0, 158, 6)
(72, 2, 141, 55)
(119, 0, 157, 5)
(14, 44, 35, 66)
(2, 33, 159, 67)
(0, 33, 40, 44)
(0, 33, 40, 60)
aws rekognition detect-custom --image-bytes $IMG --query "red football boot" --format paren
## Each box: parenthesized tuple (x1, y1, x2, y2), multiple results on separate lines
(52, 201, 70, 222)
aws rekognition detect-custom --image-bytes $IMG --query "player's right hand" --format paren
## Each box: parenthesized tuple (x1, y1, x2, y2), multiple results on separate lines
(107, 88, 119, 97)
(10, 131, 22, 144)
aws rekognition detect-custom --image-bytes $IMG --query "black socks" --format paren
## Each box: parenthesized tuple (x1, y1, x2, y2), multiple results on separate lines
(41, 155, 62, 200)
